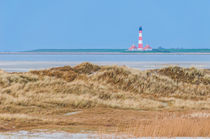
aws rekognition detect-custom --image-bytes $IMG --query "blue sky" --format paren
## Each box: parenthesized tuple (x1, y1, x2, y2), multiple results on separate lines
(0, 0, 210, 51)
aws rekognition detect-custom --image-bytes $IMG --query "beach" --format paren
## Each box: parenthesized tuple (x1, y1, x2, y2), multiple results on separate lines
(0, 62, 209, 137)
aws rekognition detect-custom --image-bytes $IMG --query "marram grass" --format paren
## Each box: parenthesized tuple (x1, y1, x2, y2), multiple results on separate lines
(0, 62, 210, 136)
(0, 62, 209, 113)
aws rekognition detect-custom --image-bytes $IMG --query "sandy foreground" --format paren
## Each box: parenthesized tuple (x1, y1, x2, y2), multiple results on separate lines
(0, 62, 209, 138)
(0, 109, 210, 138)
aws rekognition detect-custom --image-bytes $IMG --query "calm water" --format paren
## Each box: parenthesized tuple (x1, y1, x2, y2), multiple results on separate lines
(0, 54, 210, 72)
(0, 54, 210, 61)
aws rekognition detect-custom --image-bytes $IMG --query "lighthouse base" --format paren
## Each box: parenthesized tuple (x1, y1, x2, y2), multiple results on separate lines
(137, 48, 144, 51)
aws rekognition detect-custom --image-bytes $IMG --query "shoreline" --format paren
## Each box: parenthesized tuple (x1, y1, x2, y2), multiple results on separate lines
(0, 61, 210, 72)
(1, 52, 210, 55)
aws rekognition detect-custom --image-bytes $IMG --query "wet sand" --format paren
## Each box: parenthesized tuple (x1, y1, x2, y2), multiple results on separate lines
(0, 131, 115, 139)
(0, 129, 209, 139)
(0, 61, 210, 72)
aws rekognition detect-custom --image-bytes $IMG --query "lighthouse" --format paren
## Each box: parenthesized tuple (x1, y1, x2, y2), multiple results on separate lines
(128, 26, 152, 51)
(137, 26, 144, 50)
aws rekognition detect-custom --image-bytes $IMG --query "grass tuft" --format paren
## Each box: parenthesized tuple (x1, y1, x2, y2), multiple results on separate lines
(0, 63, 210, 135)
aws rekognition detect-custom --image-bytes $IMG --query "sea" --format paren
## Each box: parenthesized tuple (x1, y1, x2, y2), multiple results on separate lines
(0, 53, 210, 72)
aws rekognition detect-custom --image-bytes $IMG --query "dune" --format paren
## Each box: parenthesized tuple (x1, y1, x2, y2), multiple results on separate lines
(0, 62, 209, 136)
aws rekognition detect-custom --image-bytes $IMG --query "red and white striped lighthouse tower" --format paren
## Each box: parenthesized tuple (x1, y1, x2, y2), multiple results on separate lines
(137, 26, 143, 50)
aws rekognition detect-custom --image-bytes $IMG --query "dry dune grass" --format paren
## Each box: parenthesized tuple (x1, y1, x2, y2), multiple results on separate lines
(30, 66, 77, 82)
(94, 109, 210, 137)
(0, 62, 210, 136)
(30, 62, 101, 82)
(0, 62, 209, 113)
(157, 66, 210, 85)
(115, 117, 210, 137)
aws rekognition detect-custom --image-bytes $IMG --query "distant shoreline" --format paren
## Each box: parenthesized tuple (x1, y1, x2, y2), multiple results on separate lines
(1, 52, 210, 55)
